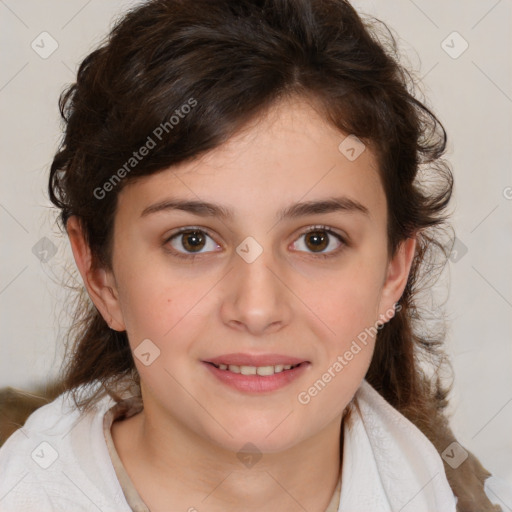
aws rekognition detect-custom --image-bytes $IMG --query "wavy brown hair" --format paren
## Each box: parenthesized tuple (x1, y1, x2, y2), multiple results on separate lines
(48, 0, 500, 510)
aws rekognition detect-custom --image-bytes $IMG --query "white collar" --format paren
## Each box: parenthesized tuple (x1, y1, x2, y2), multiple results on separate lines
(338, 379, 457, 511)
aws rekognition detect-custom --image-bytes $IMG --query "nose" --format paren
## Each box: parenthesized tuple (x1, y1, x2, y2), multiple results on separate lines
(220, 247, 293, 336)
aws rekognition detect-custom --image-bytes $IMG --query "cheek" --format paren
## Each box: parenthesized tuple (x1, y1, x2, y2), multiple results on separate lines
(315, 266, 384, 336)
(117, 275, 212, 389)
(302, 259, 384, 383)
(115, 261, 208, 343)
(296, 283, 380, 420)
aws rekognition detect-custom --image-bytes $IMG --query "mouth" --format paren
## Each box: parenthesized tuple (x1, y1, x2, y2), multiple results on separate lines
(202, 358, 310, 393)
(204, 361, 305, 376)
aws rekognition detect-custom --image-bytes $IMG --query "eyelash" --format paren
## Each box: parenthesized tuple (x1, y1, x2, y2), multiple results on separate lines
(163, 225, 347, 261)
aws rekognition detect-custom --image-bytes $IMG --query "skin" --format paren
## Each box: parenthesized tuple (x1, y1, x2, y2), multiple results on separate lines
(68, 94, 416, 512)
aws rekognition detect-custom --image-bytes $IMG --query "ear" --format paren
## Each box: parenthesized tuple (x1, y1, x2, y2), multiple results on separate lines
(376, 235, 417, 325)
(66, 216, 126, 332)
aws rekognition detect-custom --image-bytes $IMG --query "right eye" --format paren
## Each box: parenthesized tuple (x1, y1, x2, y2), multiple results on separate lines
(164, 228, 221, 259)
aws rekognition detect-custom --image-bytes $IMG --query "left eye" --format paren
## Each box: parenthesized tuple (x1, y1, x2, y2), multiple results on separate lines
(292, 227, 345, 255)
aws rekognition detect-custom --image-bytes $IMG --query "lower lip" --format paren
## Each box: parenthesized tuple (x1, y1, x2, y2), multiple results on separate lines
(202, 362, 310, 393)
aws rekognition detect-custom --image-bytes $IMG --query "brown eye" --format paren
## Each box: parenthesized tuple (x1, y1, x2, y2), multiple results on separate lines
(292, 226, 345, 257)
(180, 230, 207, 252)
(304, 231, 329, 252)
(166, 228, 220, 258)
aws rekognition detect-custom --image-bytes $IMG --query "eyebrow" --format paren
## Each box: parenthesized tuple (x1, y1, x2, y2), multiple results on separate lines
(140, 196, 370, 221)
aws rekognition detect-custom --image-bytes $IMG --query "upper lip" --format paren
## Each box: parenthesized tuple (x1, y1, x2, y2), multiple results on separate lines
(203, 353, 309, 367)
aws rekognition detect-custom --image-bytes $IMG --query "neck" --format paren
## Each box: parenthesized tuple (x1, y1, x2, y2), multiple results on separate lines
(112, 405, 343, 512)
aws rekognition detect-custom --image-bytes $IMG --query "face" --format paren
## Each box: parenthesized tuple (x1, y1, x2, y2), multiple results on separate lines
(74, 95, 414, 455)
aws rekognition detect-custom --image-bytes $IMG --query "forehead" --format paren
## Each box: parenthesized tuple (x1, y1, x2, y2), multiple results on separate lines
(118, 95, 385, 222)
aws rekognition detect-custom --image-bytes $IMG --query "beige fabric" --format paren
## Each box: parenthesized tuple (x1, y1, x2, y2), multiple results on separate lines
(103, 396, 149, 512)
(102, 396, 342, 512)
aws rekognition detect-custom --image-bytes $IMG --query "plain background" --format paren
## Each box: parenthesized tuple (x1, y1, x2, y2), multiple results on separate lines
(0, 0, 511, 490)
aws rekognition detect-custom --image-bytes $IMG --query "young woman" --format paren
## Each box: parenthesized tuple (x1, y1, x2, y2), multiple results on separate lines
(0, 0, 510, 511)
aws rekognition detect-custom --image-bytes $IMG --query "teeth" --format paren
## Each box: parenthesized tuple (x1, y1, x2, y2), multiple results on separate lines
(240, 365, 257, 375)
(211, 362, 300, 375)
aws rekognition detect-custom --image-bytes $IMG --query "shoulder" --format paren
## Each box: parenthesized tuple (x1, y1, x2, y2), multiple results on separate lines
(355, 380, 512, 512)
(0, 381, 130, 512)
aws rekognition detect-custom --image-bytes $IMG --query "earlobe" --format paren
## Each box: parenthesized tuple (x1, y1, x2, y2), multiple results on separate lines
(377, 236, 417, 324)
(66, 216, 126, 332)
